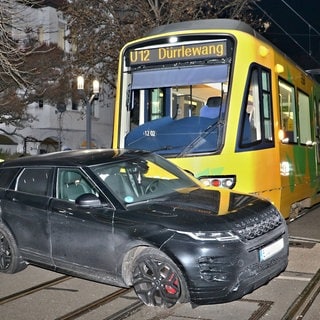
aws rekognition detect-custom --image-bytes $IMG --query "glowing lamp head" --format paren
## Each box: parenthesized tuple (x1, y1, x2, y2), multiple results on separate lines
(77, 76, 84, 90)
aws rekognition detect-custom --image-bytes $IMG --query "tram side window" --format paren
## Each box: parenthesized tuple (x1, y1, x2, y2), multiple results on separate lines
(317, 99, 320, 163)
(239, 67, 273, 149)
(298, 91, 311, 144)
(279, 80, 297, 143)
(240, 69, 261, 146)
(262, 70, 273, 142)
(130, 91, 141, 129)
(130, 88, 166, 129)
(149, 88, 165, 120)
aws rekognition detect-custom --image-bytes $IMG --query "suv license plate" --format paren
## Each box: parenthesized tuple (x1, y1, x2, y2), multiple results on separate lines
(259, 238, 284, 262)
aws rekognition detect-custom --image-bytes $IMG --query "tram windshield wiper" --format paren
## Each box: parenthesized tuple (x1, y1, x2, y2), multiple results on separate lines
(150, 145, 183, 153)
(125, 116, 221, 156)
(177, 120, 223, 157)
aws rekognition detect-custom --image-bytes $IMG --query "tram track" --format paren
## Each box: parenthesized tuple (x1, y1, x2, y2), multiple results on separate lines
(281, 268, 320, 320)
(0, 275, 71, 305)
(289, 235, 320, 245)
(0, 273, 142, 320)
(103, 300, 144, 320)
(1, 230, 319, 320)
(1, 267, 320, 320)
(0, 271, 142, 320)
(55, 287, 135, 320)
(282, 236, 320, 319)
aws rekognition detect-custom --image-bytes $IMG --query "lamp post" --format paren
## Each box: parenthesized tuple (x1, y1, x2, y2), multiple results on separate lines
(77, 76, 100, 149)
(56, 102, 66, 151)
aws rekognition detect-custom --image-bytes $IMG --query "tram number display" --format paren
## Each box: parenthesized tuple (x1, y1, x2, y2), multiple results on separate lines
(127, 40, 227, 66)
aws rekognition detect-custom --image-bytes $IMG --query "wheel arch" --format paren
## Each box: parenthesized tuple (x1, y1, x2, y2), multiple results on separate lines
(121, 244, 190, 301)
(121, 243, 191, 288)
(121, 245, 150, 286)
(0, 222, 27, 273)
(123, 245, 190, 306)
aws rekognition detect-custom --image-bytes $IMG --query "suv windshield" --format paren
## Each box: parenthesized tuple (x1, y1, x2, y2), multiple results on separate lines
(90, 153, 199, 205)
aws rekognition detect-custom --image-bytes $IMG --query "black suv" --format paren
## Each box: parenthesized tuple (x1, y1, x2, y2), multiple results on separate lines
(0, 149, 288, 307)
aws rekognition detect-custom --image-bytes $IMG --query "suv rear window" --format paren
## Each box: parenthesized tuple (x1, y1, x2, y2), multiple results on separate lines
(16, 168, 52, 196)
(0, 168, 20, 188)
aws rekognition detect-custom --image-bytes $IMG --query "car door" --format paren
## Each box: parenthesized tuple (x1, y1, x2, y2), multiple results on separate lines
(49, 168, 116, 274)
(3, 167, 53, 264)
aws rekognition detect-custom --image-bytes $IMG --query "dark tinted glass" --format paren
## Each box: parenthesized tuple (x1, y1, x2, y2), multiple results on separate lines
(16, 168, 52, 196)
(0, 168, 20, 188)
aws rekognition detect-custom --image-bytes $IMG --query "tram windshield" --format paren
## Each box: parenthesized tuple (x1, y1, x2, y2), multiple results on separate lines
(124, 63, 229, 156)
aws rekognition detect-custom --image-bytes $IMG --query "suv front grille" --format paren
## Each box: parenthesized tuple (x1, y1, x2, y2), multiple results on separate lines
(233, 207, 283, 241)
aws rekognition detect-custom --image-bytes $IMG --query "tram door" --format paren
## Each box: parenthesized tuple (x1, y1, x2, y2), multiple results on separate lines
(297, 92, 320, 190)
(315, 99, 320, 179)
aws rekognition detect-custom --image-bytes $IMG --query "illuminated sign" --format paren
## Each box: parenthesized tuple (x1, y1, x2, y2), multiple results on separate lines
(127, 41, 227, 66)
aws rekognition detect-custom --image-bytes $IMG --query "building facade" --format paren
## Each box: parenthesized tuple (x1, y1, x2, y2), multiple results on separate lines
(0, 1, 113, 155)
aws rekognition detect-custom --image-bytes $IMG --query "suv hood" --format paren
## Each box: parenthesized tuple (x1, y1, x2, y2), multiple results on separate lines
(126, 188, 277, 232)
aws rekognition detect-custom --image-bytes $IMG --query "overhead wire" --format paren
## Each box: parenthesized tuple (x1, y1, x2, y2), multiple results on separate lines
(280, 0, 320, 56)
(253, 0, 320, 68)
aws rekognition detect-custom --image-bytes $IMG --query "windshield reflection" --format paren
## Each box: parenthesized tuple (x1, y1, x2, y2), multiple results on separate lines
(91, 153, 199, 205)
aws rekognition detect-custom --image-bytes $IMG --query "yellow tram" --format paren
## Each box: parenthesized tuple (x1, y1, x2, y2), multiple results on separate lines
(112, 19, 320, 219)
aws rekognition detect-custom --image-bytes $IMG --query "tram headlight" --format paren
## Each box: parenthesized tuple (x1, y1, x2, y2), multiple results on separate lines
(199, 175, 236, 189)
(169, 36, 178, 43)
(223, 178, 235, 188)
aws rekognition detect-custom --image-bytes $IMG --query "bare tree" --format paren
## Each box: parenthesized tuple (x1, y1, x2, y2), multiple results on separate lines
(0, 0, 41, 89)
(0, 0, 265, 138)
(65, 0, 264, 90)
(0, 0, 71, 135)
(0, 0, 40, 133)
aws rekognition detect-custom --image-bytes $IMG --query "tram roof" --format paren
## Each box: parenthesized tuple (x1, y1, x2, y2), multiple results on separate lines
(146, 19, 319, 83)
(147, 19, 261, 38)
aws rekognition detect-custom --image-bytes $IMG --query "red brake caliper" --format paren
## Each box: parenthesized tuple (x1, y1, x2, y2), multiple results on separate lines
(165, 273, 179, 294)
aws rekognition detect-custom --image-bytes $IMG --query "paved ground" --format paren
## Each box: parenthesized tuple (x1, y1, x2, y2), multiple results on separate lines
(1, 207, 319, 320)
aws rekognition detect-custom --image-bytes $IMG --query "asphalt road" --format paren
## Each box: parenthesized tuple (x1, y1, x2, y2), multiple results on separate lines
(1, 208, 319, 320)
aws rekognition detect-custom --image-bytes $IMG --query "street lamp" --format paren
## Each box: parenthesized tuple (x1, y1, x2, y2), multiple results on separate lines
(77, 76, 100, 149)
(56, 102, 66, 151)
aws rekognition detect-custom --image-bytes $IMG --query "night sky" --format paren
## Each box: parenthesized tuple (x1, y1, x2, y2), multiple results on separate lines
(255, 0, 320, 70)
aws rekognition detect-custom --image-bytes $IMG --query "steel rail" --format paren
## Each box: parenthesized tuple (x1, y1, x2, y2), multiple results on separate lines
(55, 287, 132, 320)
(0, 275, 71, 305)
(281, 268, 320, 320)
(103, 300, 144, 320)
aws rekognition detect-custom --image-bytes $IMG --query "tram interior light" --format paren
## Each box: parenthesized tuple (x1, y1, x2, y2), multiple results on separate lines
(279, 81, 293, 92)
(278, 129, 285, 141)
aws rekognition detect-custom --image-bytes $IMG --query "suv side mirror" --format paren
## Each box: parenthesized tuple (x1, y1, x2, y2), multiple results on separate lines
(75, 193, 101, 207)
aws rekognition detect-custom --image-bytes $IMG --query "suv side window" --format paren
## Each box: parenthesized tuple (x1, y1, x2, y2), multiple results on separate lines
(57, 168, 98, 202)
(16, 168, 52, 196)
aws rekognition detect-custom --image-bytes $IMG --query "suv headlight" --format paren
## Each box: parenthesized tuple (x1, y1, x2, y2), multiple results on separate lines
(176, 230, 239, 241)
